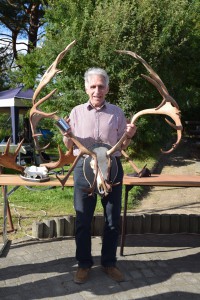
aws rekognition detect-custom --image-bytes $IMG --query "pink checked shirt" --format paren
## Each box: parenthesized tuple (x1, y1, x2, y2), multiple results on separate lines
(69, 101, 127, 156)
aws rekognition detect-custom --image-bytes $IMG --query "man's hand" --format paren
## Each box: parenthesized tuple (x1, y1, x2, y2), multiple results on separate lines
(63, 117, 74, 149)
(121, 123, 137, 150)
(126, 123, 137, 139)
(62, 117, 71, 137)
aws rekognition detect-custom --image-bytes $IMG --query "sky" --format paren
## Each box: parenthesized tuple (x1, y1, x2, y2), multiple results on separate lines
(0, 26, 28, 52)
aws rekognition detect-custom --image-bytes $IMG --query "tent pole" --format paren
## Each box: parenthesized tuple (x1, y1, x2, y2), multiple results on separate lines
(11, 106, 19, 144)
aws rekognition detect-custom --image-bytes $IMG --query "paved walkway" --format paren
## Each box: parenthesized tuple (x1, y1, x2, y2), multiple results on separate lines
(133, 137, 200, 215)
(1, 234, 200, 299)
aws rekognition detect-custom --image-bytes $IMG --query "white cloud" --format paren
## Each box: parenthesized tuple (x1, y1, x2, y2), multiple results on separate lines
(0, 26, 28, 53)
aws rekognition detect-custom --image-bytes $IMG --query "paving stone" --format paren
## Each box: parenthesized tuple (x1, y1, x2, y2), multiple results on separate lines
(0, 235, 200, 299)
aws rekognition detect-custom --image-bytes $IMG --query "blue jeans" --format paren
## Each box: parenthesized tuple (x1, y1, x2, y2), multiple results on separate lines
(73, 157, 123, 268)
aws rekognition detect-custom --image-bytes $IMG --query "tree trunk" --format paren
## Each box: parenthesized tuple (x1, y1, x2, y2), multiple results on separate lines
(28, 3, 40, 52)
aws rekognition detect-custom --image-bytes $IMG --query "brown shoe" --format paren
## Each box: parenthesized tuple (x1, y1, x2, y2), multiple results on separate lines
(103, 266, 124, 282)
(74, 268, 90, 284)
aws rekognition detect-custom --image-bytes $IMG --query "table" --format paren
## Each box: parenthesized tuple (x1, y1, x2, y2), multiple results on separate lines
(1, 174, 200, 256)
(120, 174, 200, 256)
(0, 174, 74, 255)
(0, 143, 26, 154)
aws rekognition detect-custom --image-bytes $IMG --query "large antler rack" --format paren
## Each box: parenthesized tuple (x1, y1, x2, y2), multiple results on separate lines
(29, 40, 99, 192)
(30, 40, 77, 152)
(107, 50, 183, 157)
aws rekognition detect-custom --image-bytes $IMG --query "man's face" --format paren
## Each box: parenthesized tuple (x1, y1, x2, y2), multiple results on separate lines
(85, 75, 109, 108)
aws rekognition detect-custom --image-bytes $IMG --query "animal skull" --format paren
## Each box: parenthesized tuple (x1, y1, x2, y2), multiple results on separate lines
(24, 166, 48, 180)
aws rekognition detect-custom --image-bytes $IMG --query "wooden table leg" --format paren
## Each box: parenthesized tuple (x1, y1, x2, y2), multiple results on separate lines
(7, 202, 14, 232)
(120, 185, 130, 256)
(1, 186, 14, 232)
(0, 186, 8, 255)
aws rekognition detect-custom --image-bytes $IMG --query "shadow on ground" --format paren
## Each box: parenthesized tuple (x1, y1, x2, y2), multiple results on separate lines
(1, 235, 200, 299)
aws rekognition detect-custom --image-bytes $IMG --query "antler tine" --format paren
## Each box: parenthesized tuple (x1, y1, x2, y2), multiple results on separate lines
(4, 137, 24, 157)
(161, 118, 182, 153)
(40, 146, 75, 169)
(30, 40, 76, 151)
(3, 137, 24, 158)
(107, 50, 183, 156)
(121, 150, 140, 173)
(56, 154, 81, 188)
(30, 90, 58, 151)
(128, 101, 182, 154)
(55, 132, 99, 191)
(56, 150, 98, 193)
(141, 74, 179, 110)
(32, 88, 58, 112)
(4, 137, 12, 154)
(32, 40, 76, 104)
(14, 138, 25, 157)
(116, 50, 168, 93)
(0, 138, 25, 172)
(116, 50, 180, 110)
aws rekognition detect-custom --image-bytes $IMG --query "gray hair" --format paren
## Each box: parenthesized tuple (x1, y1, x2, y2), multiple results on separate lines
(84, 68, 109, 88)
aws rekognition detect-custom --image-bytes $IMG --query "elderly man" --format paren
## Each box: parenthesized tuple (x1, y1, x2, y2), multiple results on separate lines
(63, 67, 136, 284)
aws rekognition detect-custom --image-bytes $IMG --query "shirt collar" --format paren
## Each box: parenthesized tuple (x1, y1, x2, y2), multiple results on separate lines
(87, 100, 107, 111)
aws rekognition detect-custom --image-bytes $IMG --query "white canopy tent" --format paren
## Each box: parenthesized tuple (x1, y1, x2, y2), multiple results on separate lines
(0, 86, 33, 144)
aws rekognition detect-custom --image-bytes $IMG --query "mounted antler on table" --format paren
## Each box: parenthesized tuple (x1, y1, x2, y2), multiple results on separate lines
(107, 50, 183, 158)
(0, 138, 25, 173)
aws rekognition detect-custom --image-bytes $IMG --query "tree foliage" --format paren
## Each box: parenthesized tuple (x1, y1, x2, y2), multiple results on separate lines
(6, 0, 200, 150)
(0, 0, 48, 89)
